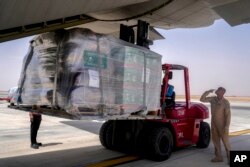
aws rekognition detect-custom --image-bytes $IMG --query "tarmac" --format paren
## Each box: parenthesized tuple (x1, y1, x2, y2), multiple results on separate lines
(0, 101, 250, 167)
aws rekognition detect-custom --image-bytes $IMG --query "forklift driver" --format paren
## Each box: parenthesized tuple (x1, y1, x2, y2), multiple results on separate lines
(165, 84, 175, 107)
(161, 84, 176, 112)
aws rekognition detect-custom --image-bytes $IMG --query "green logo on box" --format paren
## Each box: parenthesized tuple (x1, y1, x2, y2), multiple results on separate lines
(84, 50, 107, 69)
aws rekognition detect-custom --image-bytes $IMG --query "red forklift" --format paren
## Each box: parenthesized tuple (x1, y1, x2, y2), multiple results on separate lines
(99, 63, 211, 161)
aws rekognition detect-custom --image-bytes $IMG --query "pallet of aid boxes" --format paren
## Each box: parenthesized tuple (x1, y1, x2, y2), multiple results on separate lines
(110, 41, 162, 115)
(19, 32, 57, 106)
(18, 28, 162, 117)
(62, 28, 113, 115)
(65, 30, 162, 116)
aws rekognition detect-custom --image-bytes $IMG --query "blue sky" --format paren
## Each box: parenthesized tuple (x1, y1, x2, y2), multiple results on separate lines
(0, 19, 250, 96)
(0, 36, 32, 91)
(151, 20, 250, 96)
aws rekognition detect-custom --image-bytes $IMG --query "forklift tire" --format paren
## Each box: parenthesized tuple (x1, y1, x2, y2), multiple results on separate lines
(196, 122, 210, 148)
(148, 127, 173, 161)
(99, 121, 114, 149)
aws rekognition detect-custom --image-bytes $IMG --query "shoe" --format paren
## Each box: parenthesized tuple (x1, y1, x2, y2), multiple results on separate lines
(31, 144, 39, 149)
(35, 142, 42, 146)
(211, 157, 223, 162)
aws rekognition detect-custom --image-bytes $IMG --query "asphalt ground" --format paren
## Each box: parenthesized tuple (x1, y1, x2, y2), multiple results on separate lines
(0, 102, 250, 167)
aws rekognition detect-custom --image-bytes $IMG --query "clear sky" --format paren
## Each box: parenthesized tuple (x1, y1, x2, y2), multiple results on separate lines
(0, 19, 250, 96)
(0, 36, 33, 91)
(151, 20, 250, 96)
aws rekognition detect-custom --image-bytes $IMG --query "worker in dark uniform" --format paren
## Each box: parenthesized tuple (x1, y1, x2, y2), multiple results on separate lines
(161, 84, 175, 112)
(200, 87, 231, 163)
(165, 84, 175, 107)
(30, 105, 42, 149)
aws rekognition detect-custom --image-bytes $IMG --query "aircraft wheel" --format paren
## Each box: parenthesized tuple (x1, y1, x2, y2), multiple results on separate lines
(197, 121, 210, 148)
(148, 127, 173, 161)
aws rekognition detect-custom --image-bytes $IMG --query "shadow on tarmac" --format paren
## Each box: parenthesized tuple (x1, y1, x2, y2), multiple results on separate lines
(1, 135, 249, 167)
(41, 142, 63, 147)
(0, 145, 119, 167)
(60, 120, 103, 135)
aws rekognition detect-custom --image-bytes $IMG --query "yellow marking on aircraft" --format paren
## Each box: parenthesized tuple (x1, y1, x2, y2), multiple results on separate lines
(85, 155, 139, 167)
(229, 129, 250, 137)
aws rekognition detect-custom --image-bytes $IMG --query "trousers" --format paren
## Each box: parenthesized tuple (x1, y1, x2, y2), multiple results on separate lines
(211, 123, 231, 160)
(30, 115, 41, 144)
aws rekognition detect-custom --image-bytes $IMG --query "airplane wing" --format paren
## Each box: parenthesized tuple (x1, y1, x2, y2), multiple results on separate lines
(0, 0, 250, 42)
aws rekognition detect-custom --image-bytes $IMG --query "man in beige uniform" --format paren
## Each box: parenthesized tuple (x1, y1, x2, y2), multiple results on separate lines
(200, 87, 231, 163)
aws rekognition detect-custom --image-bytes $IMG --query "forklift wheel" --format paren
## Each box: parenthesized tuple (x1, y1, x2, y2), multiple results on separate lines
(148, 127, 173, 161)
(197, 122, 210, 148)
(99, 121, 114, 149)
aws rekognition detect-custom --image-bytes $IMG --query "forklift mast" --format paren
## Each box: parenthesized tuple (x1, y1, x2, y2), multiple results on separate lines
(119, 24, 135, 44)
(119, 20, 152, 48)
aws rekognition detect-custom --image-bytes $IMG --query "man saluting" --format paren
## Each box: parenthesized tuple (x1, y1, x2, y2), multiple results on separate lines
(200, 87, 231, 163)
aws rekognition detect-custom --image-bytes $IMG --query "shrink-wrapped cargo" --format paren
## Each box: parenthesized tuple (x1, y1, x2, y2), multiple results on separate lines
(18, 28, 162, 117)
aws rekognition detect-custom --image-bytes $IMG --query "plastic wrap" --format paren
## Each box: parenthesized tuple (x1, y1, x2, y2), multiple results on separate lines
(18, 28, 162, 117)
